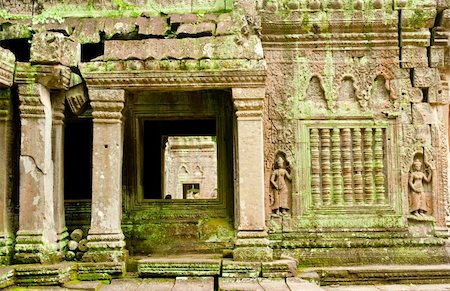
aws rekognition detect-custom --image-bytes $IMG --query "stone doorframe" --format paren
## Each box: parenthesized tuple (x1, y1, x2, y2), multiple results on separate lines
(80, 62, 272, 262)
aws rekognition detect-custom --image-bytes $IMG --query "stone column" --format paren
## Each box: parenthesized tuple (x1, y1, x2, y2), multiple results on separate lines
(0, 89, 14, 265)
(15, 83, 59, 263)
(83, 89, 126, 262)
(52, 91, 69, 252)
(232, 87, 272, 262)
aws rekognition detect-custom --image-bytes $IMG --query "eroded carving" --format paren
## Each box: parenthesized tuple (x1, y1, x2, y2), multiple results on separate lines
(270, 153, 292, 216)
(409, 155, 433, 218)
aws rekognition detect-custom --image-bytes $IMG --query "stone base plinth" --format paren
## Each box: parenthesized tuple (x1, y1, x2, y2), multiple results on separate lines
(14, 233, 61, 264)
(15, 263, 74, 286)
(233, 231, 273, 262)
(82, 250, 128, 263)
(77, 262, 125, 281)
(0, 236, 14, 265)
(0, 267, 14, 289)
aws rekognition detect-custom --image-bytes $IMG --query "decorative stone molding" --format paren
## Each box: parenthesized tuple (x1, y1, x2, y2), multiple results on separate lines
(80, 62, 266, 90)
(232, 87, 265, 118)
(0, 48, 15, 88)
(89, 89, 125, 122)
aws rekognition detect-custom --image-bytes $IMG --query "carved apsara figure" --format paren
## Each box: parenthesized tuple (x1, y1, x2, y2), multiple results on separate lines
(270, 156, 292, 215)
(409, 158, 432, 217)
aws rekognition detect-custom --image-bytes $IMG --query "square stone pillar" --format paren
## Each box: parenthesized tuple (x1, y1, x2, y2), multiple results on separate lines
(0, 89, 14, 265)
(51, 91, 69, 251)
(232, 87, 272, 262)
(83, 89, 126, 263)
(15, 83, 60, 263)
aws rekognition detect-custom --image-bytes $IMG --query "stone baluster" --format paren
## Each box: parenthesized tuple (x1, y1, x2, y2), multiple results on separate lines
(15, 83, 59, 263)
(232, 87, 272, 262)
(363, 128, 374, 204)
(0, 89, 13, 265)
(342, 128, 353, 205)
(321, 129, 332, 206)
(331, 128, 343, 205)
(51, 91, 69, 252)
(352, 128, 364, 205)
(374, 128, 386, 204)
(83, 89, 127, 263)
(310, 128, 321, 207)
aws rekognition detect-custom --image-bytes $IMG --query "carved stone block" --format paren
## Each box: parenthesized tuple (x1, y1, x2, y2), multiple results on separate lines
(412, 103, 438, 125)
(429, 46, 445, 68)
(104, 18, 137, 39)
(401, 47, 428, 68)
(177, 22, 216, 35)
(30, 32, 80, 67)
(66, 84, 88, 116)
(413, 68, 439, 88)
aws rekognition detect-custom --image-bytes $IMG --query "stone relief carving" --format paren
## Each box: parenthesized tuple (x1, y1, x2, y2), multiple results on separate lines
(409, 155, 433, 218)
(269, 152, 292, 216)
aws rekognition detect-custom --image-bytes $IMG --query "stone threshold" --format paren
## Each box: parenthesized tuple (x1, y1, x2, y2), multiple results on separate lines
(301, 264, 450, 286)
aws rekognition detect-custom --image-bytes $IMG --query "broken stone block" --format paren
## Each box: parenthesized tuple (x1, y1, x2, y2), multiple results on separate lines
(30, 32, 80, 67)
(413, 68, 439, 88)
(136, 17, 169, 36)
(66, 84, 88, 116)
(401, 47, 428, 68)
(104, 18, 137, 39)
(428, 83, 446, 104)
(177, 22, 216, 35)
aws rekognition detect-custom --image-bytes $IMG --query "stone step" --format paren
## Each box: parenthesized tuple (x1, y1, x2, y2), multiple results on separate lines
(137, 255, 222, 277)
(302, 264, 450, 286)
(0, 267, 14, 289)
(14, 263, 74, 286)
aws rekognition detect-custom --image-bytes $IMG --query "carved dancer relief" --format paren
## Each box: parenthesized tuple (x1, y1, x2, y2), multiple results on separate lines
(409, 156, 433, 218)
(270, 153, 292, 215)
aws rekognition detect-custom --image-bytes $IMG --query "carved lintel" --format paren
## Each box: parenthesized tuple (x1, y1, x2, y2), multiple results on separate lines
(89, 89, 125, 122)
(80, 62, 266, 90)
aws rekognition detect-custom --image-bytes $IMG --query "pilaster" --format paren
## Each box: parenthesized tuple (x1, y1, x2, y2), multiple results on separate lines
(232, 87, 272, 262)
(14, 83, 59, 263)
(51, 91, 69, 252)
(0, 89, 14, 265)
(83, 88, 126, 263)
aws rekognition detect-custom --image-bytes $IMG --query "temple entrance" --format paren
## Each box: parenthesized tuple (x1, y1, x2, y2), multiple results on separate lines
(122, 90, 235, 255)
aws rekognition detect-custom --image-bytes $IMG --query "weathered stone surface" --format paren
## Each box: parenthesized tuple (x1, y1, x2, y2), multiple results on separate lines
(104, 18, 137, 39)
(0, 48, 15, 87)
(70, 18, 104, 44)
(103, 36, 264, 60)
(286, 278, 324, 291)
(136, 17, 169, 35)
(138, 256, 221, 277)
(0, 267, 14, 289)
(177, 22, 216, 35)
(64, 280, 103, 290)
(170, 13, 198, 24)
(401, 47, 429, 68)
(222, 259, 261, 278)
(14, 263, 74, 286)
(30, 32, 80, 66)
(258, 278, 291, 291)
(218, 278, 264, 291)
(261, 259, 297, 278)
(412, 103, 438, 125)
(172, 277, 214, 291)
(414, 68, 440, 88)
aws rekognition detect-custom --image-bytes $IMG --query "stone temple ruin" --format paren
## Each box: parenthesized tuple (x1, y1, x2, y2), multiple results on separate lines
(0, 0, 449, 289)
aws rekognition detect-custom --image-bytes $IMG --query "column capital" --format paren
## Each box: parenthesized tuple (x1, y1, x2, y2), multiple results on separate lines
(232, 87, 265, 118)
(15, 62, 71, 90)
(17, 83, 46, 118)
(89, 89, 125, 122)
